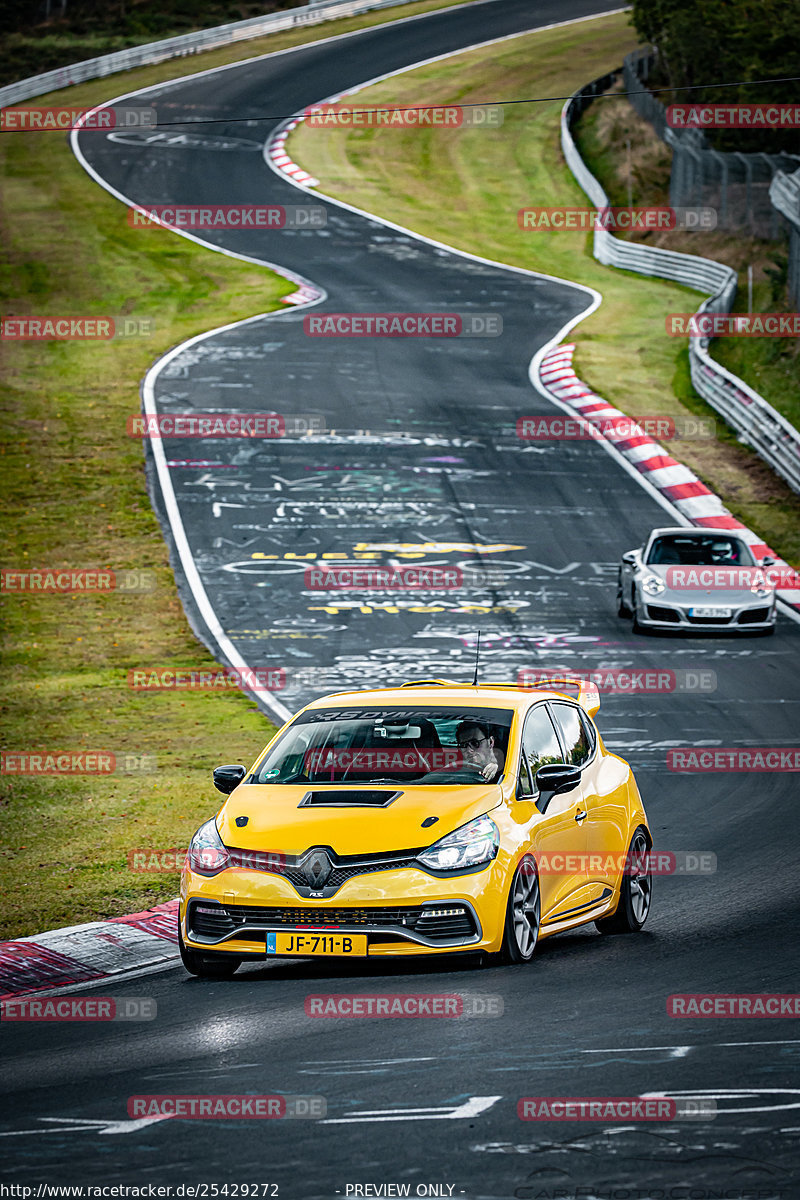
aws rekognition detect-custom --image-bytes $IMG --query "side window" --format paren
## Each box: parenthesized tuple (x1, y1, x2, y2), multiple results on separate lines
(521, 704, 564, 793)
(551, 702, 593, 766)
(517, 752, 533, 798)
(579, 709, 597, 756)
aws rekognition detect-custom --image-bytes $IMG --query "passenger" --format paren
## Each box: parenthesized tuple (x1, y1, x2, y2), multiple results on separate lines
(456, 720, 504, 782)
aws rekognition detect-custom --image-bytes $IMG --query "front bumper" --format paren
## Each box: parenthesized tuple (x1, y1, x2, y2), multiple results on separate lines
(635, 594, 776, 632)
(180, 860, 508, 958)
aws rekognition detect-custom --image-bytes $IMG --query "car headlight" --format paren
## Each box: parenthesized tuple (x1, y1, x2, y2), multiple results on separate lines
(751, 577, 775, 599)
(642, 574, 665, 596)
(417, 814, 499, 871)
(187, 818, 230, 876)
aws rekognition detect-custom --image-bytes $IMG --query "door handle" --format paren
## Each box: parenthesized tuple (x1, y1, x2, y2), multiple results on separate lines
(574, 809, 587, 823)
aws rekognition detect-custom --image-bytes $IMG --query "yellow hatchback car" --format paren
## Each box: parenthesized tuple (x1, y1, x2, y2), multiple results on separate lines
(179, 679, 653, 976)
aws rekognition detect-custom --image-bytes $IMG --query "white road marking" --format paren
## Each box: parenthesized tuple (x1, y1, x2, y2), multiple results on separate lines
(143, 1063, 261, 1079)
(582, 1045, 694, 1055)
(322, 1095, 501, 1124)
(717, 1039, 800, 1048)
(583, 1040, 800, 1053)
(0, 1116, 172, 1138)
(303, 1057, 437, 1065)
(642, 1088, 800, 1115)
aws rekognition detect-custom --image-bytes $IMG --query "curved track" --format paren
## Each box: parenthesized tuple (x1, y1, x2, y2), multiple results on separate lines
(3, 2, 799, 1194)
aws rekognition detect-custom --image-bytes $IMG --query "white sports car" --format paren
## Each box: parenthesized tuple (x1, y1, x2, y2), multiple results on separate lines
(617, 526, 776, 635)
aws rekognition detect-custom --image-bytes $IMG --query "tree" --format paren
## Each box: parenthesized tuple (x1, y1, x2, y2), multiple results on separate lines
(630, 0, 800, 152)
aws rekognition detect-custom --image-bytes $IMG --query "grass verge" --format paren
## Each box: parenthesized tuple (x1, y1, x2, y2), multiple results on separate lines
(288, 8, 800, 565)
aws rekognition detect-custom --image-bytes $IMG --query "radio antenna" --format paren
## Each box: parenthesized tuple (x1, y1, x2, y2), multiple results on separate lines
(472, 630, 482, 686)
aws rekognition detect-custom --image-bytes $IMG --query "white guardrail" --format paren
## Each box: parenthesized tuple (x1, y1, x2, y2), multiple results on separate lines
(0, 0, 422, 106)
(562, 73, 800, 496)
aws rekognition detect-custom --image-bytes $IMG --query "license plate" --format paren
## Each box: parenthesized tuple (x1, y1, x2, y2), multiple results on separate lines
(266, 931, 368, 957)
(689, 606, 731, 618)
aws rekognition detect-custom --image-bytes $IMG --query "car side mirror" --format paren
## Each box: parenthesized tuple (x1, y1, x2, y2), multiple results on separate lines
(622, 551, 637, 565)
(535, 763, 581, 810)
(213, 764, 247, 794)
(761, 556, 775, 566)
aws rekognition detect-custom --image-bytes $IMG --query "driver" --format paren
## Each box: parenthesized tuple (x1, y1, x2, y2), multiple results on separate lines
(710, 539, 738, 564)
(456, 720, 504, 782)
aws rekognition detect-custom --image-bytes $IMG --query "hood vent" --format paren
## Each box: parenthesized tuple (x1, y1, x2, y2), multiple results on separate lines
(298, 789, 402, 808)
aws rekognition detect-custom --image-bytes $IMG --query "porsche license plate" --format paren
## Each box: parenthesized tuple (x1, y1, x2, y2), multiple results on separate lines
(689, 606, 731, 618)
(266, 931, 367, 956)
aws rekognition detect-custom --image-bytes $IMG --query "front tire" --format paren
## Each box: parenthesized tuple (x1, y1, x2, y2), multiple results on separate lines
(596, 826, 652, 934)
(179, 924, 241, 978)
(501, 857, 540, 964)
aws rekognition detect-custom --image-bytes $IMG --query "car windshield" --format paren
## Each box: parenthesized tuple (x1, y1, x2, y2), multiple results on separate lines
(646, 534, 754, 567)
(252, 706, 515, 785)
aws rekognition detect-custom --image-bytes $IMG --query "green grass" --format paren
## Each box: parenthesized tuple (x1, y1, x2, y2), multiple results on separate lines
(289, 9, 800, 565)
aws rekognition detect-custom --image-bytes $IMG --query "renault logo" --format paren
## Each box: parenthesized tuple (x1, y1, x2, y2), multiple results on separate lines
(302, 849, 333, 888)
